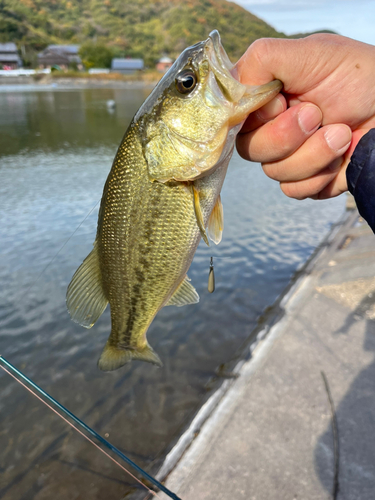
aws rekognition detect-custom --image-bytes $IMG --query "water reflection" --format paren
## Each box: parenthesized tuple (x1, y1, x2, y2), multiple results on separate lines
(0, 87, 345, 499)
(0, 88, 150, 156)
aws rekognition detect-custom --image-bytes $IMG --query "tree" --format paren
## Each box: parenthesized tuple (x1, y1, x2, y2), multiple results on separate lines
(79, 42, 113, 69)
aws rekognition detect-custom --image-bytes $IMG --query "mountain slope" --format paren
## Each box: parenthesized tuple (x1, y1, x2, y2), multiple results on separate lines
(0, 0, 285, 65)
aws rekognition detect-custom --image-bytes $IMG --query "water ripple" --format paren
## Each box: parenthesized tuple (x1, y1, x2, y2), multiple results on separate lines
(0, 88, 345, 500)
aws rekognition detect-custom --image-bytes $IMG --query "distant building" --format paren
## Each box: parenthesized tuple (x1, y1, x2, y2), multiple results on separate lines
(156, 57, 173, 73)
(111, 58, 144, 74)
(0, 43, 22, 69)
(88, 68, 110, 75)
(38, 45, 82, 70)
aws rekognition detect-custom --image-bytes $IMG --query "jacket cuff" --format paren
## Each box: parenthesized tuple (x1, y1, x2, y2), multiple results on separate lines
(346, 128, 375, 233)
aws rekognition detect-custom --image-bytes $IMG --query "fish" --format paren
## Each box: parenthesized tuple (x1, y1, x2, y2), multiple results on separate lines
(66, 30, 282, 371)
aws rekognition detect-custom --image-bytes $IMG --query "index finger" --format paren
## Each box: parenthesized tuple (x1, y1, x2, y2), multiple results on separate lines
(240, 94, 286, 134)
(234, 35, 346, 93)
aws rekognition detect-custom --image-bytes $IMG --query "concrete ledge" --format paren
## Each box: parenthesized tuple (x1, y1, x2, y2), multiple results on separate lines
(157, 210, 375, 500)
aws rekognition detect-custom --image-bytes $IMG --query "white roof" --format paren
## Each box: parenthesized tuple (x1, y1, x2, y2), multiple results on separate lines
(46, 45, 80, 54)
(0, 54, 21, 62)
(111, 58, 144, 70)
(0, 43, 18, 53)
(158, 57, 173, 63)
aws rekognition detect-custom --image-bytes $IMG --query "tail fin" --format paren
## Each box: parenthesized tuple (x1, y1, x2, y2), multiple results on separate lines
(98, 342, 163, 371)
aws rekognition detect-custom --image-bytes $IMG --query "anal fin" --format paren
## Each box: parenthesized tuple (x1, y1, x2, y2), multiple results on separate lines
(66, 241, 108, 328)
(166, 275, 199, 307)
(192, 184, 209, 246)
(98, 342, 162, 371)
(207, 194, 224, 245)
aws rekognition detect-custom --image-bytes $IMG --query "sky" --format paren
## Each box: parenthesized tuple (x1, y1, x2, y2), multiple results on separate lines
(234, 0, 375, 46)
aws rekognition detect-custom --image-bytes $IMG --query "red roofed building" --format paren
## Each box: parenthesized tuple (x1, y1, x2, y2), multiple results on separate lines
(156, 57, 173, 73)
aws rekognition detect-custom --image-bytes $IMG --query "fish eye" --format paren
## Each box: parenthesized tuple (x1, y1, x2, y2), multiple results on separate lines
(175, 69, 197, 94)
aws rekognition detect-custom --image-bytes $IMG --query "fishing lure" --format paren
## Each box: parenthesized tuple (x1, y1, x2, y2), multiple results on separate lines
(208, 256, 215, 293)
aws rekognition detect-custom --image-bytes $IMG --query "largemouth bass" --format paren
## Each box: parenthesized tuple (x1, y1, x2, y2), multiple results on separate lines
(67, 30, 282, 371)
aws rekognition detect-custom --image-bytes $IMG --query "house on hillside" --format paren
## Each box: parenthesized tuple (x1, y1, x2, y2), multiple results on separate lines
(38, 45, 82, 70)
(156, 56, 173, 72)
(0, 43, 22, 69)
(111, 58, 144, 74)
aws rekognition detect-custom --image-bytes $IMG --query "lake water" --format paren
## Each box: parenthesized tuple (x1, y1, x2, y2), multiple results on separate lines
(0, 86, 345, 499)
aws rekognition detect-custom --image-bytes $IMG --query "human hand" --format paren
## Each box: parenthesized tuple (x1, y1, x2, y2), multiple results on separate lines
(235, 34, 375, 199)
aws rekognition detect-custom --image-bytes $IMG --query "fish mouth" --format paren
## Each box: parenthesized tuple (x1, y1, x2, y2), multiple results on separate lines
(205, 30, 282, 113)
(205, 30, 245, 102)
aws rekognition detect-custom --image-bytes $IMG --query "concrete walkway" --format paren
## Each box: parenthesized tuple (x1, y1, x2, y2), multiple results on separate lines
(158, 209, 375, 500)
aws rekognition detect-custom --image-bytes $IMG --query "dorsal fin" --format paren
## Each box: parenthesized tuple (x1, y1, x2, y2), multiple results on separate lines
(166, 276, 199, 307)
(66, 241, 108, 328)
(207, 194, 224, 245)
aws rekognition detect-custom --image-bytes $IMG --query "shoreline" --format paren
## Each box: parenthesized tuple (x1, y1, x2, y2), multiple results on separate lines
(0, 75, 159, 91)
(156, 206, 356, 494)
(156, 204, 375, 500)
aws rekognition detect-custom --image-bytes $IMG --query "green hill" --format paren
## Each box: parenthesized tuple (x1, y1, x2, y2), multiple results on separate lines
(288, 29, 338, 39)
(0, 0, 286, 66)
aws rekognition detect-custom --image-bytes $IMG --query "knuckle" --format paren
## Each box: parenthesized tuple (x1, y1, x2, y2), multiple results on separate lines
(236, 136, 250, 161)
(265, 111, 303, 158)
(280, 181, 307, 200)
(272, 129, 296, 157)
(262, 163, 280, 181)
(305, 32, 343, 45)
(249, 38, 273, 67)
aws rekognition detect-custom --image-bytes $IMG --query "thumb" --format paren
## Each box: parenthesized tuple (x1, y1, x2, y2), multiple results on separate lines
(234, 34, 348, 95)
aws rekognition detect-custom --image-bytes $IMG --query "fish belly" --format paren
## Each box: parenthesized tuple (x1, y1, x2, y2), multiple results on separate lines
(96, 123, 222, 369)
(67, 122, 230, 371)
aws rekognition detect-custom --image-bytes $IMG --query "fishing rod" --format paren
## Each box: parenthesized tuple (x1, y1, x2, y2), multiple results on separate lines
(0, 355, 181, 500)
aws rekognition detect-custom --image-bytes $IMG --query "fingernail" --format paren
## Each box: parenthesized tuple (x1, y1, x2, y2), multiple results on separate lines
(324, 125, 352, 152)
(257, 97, 284, 121)
(298, 105, 322, 134)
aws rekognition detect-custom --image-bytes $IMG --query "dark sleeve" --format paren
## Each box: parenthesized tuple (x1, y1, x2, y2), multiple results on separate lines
(346, 128, 375, 233)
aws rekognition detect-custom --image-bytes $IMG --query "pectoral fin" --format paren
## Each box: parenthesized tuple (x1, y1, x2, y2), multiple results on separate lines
(166, 276, 199, 307)
(66, 241, 108, 328)
(192, 184, 209, 246)
(207, 195, 224, 245)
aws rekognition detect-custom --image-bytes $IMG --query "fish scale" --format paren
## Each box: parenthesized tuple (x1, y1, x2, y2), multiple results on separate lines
(66, 30, 282, 371)
(98, 122, 202, 363)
